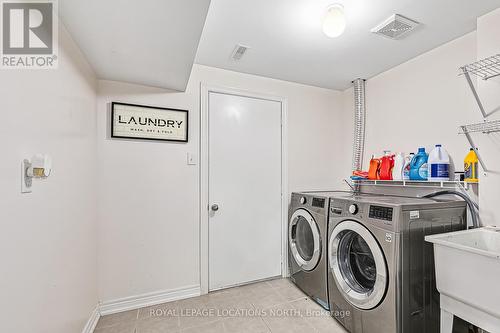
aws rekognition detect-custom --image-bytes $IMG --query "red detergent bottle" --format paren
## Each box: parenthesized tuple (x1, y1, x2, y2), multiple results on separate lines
(379, 151, 395, 180)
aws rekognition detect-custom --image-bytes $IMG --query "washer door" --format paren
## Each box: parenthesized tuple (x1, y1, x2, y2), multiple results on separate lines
(329, 220, 387, 310)
(289, 209, 321, 271)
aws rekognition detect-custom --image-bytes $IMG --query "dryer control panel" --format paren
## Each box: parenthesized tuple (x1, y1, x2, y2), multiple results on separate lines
(312, 197, 325, 208)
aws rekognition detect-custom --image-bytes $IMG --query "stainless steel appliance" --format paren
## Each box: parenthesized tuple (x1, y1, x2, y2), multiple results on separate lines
(327, 193, 467, 332)
(288, 191, 347, 310)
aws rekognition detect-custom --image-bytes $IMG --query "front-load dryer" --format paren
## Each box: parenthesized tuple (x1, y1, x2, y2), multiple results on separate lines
(327, 193, 467, 333)
(288, 191, 347, 310)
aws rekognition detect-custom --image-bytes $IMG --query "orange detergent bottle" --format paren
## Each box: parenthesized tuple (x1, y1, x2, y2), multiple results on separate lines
(368, 157, 381, 180)
(379, 151, 395, 180)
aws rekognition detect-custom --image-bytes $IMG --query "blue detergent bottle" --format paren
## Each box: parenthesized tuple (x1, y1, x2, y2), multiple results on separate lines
(409, 148, 429, 181)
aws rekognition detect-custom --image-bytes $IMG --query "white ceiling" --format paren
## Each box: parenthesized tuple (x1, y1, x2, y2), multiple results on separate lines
(60, 0, 211, 91)
(195, 0, 500, 90)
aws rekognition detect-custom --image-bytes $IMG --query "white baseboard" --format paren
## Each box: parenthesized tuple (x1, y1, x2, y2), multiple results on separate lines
(99, 285, 201, 316)
(82, 306, 100, 333)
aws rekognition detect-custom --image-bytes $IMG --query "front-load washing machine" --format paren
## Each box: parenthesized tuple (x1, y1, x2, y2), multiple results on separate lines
(327, 193, 467, 333)
(288, 191, 347, 310)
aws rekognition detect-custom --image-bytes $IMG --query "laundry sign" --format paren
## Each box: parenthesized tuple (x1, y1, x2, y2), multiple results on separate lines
(111, 102, 188, 142)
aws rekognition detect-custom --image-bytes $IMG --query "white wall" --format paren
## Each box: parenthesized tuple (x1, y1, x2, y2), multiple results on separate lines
(476, 8, 500, 226)
(0, 26, 98, 333)
(341, 32, 478, 190)
(96, 64, 344, 302)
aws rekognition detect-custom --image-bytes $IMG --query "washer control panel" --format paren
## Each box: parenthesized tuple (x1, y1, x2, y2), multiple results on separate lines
(369, 205, 393, 222)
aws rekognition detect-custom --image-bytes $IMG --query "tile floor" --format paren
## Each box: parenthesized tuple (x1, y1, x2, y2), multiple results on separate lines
(94, 278, 347, 333)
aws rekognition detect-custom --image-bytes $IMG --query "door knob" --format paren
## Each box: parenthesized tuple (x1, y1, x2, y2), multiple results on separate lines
(211, 204, 219, 212)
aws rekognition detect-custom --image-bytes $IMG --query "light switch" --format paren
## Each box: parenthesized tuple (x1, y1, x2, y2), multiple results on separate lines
(187, 152, 197, 165)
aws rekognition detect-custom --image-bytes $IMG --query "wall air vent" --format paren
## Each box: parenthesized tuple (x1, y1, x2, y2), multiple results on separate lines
(230, 44, 250, 61)
(371, 14, 420, 40)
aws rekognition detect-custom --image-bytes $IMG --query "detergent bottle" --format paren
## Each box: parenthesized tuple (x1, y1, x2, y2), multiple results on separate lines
(464, 148, 479, 183)
(392, 153, 405, 181)
(428, 144, 451, 181)
(402, 153, 414, 180)
(368, 156, 381, 180)
(379, 151, 395, 180)
(409, 148, 428, 181)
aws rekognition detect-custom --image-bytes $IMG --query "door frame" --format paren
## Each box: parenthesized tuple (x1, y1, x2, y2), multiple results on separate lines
(200, 84, 288, 294)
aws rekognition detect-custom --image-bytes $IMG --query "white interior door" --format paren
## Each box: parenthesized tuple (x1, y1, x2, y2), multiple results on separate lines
(208, 91, 282, 291)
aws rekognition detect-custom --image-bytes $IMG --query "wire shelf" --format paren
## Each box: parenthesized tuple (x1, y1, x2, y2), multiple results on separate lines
(461, 54, 500, 81)
(458, 54, 500, 171)
(351, 179, 465, 187)
(347, 179, 472, 191)
(459, 120, 500, 134)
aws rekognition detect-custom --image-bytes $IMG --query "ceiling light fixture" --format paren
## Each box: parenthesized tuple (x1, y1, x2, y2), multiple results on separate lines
(322, 4, 346, 38)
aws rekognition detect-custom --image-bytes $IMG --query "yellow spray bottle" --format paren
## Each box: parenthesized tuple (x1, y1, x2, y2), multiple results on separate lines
(464, 148, 479, 183)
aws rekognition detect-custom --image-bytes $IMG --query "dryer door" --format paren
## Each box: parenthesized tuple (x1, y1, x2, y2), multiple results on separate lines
(329, 220, 387, 310)
(289, 209, 321, 272)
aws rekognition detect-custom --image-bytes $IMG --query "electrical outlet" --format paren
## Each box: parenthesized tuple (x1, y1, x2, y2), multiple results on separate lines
(21, 159, 32, 193)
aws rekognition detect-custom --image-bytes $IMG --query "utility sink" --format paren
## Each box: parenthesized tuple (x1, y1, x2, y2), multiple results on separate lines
(426, 227, 500, 333)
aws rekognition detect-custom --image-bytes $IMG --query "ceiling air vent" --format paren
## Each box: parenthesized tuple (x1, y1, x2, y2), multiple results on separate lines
(230, 44, 249, 61)
(371, 14, 420, 40)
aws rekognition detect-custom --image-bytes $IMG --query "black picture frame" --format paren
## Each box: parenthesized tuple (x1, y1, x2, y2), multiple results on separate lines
(111, 102, 189, 143)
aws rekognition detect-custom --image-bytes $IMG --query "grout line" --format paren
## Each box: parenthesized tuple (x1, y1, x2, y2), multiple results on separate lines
(260, 314, 273, 333)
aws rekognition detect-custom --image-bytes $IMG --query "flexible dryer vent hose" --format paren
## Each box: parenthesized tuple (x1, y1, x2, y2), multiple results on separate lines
(423, 190, 479, 229)
(352, 79, 366, 172)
